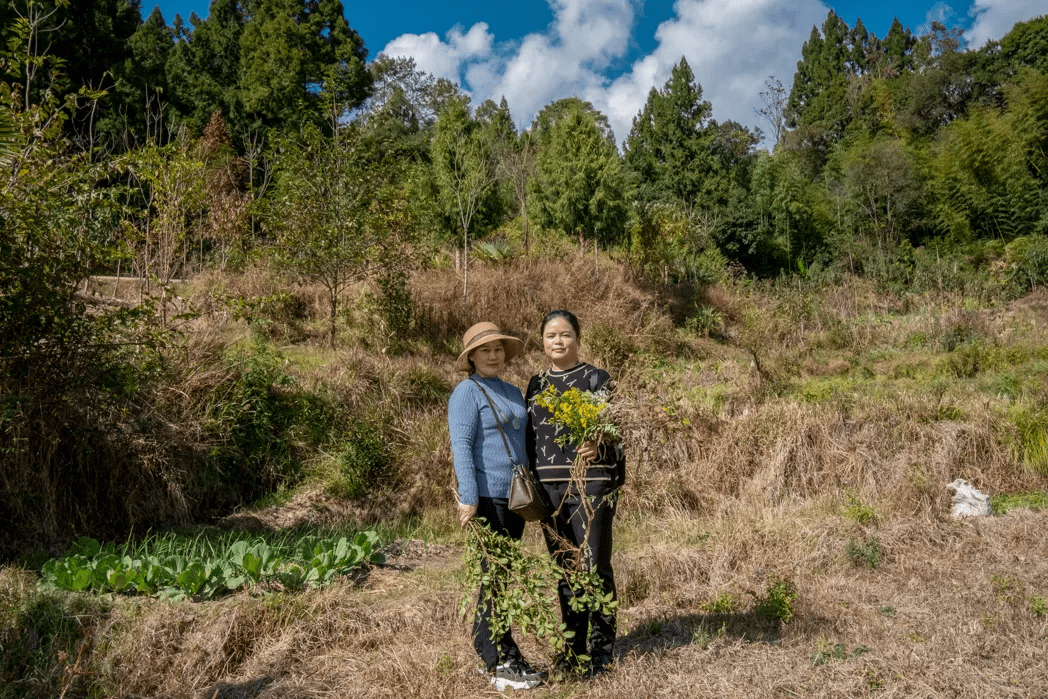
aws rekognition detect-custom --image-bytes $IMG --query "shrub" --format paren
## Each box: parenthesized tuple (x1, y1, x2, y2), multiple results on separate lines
(473, 237, 515, 264)
(227, 291, 308, 341)
(395, 365, 451, 407)
(204, 343, 340, 501)
(754, 576, 797, 623)
(0, 573, 110, 699)
(846, 535, 882, 569)
(1009, 406, 1048, 477)
(700, 590, 737, 614)
(840, 490, 877, 524)
(941, 342, 988, 379)
(585, 320, 637, 372)
(376, 266, 415, 348)
(1006, 235, 1048, 291)
(685, 305, 726, 337)
(335, 423, 390, 499)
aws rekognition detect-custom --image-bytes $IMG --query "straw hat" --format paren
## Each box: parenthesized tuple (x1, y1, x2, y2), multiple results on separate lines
(455, 322, 525, 373)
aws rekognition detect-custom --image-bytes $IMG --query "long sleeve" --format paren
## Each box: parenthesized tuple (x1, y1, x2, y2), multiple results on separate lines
(448, 383, 480, 506)
(528, 362, 624, 486)
(525, 375, 542, 474)
(448, 377, 527, 504)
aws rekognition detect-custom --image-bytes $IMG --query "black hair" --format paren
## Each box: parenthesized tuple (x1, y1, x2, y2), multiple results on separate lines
(540, 309, 581, 338)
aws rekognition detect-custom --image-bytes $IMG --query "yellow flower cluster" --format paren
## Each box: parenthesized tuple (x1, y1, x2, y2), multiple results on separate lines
(534, 385, 619, 448)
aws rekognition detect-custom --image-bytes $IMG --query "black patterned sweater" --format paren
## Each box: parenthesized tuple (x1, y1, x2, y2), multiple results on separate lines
(525, 362, 626, 486)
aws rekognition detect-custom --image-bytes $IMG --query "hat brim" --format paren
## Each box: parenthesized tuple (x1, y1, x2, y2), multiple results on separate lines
(455, 334, 525, 372)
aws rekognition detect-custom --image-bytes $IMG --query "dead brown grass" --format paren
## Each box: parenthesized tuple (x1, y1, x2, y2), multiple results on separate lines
(8, 261, 1048, 698)
(411, 253, 676, 351)
(35, 508, 1040, 698)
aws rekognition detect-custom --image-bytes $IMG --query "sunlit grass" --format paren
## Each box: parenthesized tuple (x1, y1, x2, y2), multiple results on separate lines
(991, 491, 1048, 515)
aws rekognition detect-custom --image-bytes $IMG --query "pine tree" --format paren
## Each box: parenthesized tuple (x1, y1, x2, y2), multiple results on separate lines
(531, 104, 627, 251)
(239, 0, 370, 130)
(624, 57, 716, 210)
(165, 0, 247, 139)
(531, 97, 616, 146)
(882, 18, 916, 73)
(107, 6, 175, 146)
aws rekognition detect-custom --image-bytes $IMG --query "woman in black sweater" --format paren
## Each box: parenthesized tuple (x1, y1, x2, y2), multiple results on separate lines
(525, 310, 625, 678)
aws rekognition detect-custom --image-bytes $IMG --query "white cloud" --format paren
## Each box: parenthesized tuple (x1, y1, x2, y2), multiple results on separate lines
(382, 22, 495, 82)
(966, 0, 1045, 48)
(602, 0, 828, 146)
(917, 1, 959, 36)
(380, 0, 830, 148)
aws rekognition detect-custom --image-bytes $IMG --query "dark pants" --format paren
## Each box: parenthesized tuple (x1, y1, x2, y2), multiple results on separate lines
(541, 482, 618, 662)
(472, 497, 526, 670)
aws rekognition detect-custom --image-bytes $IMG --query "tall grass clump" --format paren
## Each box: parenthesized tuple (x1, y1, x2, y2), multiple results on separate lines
(185, 340, 352, 507)
(1007, 405, 1048, 477)
(410, 253, 676, 350)
(0, 568, 109, 699)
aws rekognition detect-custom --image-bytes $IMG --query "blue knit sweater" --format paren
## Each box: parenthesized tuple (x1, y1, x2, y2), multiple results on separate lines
(448, 375, 528, 506)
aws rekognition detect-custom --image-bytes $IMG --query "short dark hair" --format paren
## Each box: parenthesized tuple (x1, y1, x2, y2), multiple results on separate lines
(540, 309, 581, 338)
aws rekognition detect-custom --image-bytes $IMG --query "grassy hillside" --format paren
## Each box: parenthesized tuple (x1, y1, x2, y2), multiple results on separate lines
(2, 252, 1047, 698)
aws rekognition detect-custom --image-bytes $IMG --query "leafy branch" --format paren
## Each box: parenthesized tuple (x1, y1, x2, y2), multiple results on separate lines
(460, 519, 616, 655)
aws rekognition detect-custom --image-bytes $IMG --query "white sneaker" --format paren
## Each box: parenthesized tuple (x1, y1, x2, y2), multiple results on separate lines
(490, 658, 543, 690)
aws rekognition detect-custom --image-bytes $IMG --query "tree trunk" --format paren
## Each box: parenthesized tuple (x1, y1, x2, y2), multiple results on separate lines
(329, 291, 338, 348)
(461, 243, 469, 309)
(523, 215, 530, 256)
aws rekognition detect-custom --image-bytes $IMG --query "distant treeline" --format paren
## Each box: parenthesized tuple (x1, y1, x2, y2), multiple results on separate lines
(1, 2, 1046, 283)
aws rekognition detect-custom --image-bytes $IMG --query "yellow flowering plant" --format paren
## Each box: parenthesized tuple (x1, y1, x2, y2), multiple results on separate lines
(534, 385, 619, 450)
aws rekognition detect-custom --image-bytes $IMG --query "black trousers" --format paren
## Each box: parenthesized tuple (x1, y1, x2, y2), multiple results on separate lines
(541, 482, 618, 662)
(472, 497, 526, 670)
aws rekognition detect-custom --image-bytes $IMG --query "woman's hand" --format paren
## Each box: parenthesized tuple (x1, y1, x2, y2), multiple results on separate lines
(458, 502, 478, 528)
(577, 440, 599, 463)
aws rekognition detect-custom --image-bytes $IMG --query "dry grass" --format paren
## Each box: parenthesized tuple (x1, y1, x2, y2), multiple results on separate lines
(16, 507, 1043, 699)
(6, 260, 1048, 698)
(411, 253, 676, 352)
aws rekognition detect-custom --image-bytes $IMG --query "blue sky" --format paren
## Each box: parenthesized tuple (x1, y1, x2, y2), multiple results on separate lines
(151, 0, 1046, 145)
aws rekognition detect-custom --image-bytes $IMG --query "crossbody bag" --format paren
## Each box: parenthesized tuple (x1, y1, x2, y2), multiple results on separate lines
(470, 377, 551, 521)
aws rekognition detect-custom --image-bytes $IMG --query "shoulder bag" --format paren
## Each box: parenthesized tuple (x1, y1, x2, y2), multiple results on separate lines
(470, 378, 551, 521)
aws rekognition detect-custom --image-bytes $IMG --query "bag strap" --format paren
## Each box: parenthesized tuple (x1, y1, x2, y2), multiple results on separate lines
(469, 377, 515, 462)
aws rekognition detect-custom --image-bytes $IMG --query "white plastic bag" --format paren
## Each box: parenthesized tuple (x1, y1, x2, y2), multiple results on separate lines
(946, 479, 992, 518)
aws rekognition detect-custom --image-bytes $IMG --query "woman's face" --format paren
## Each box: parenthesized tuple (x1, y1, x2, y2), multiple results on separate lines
(470, 340, 506, 378)
(543, 317, 579, 368)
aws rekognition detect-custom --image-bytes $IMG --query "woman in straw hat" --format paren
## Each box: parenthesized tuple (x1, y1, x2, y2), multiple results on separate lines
(448, 321, 543, 691)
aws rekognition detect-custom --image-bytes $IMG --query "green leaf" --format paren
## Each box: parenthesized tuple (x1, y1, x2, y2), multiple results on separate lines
(71, 567, 92, 592)
(242, 552, 263, 581)
(225, 576, 248, 591)
(176, 561, 206, 596)
(72, 537, 101, 558)
(106, 568, 132, 593)
(228, 541, 249, 566)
